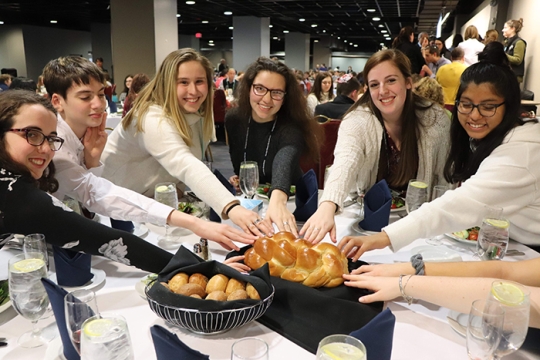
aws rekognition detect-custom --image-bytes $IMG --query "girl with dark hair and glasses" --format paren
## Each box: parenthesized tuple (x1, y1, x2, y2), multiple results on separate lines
(337, 41, 540, 260)
(225, 57, 322, 235)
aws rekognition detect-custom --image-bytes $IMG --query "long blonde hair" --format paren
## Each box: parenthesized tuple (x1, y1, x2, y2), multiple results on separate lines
(122, 48, 214, 147)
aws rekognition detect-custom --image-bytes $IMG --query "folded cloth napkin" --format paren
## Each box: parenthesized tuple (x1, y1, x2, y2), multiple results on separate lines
(41, 278, 81, 360)
(349, 308, 396, 360)
(151, 325, 209, 360)
(358, 179, 392, 232)
(293, 169, 319, 221)
(210, 169, 237, 222)
(53, 246, 94, 287)
(109, 218, 134, 233)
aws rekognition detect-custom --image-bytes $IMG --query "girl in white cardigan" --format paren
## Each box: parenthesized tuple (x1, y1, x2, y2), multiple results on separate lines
(306, 72, 334, 115)
(301, 49, 450, 243)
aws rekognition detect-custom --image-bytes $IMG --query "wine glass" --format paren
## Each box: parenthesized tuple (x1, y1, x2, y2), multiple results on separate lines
(80, 313, 134, 360)
(488, 280, 531, 359)
(231, 337, 269, 360)
(154, 182, 180, 248)
(476, 207, 510, 260)
(405, 179, 428, 214)
(466, 299, 505, 360)
(425, 185, 449, 245)
(64, 289, 100, 355)
(316, 334, 366, 360)
(23, 233, 49, 269)
(239, 161, 259, 199)
(8, 253, 53, 348)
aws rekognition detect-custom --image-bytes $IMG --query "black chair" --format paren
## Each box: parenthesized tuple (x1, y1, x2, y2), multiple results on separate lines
(521, 90, 536, 117)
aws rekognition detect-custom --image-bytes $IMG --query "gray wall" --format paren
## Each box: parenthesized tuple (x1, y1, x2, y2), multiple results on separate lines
(0, 26, 26, 77)
(232, 16, 270, 74)
(330, 56, 370, 74)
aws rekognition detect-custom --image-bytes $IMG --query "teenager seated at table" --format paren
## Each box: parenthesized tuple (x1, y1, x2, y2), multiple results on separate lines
(306, 72, 334, 115)
(122, 73, 150, 117)
(101, 49, 272, 237)
(301, 49, 451, 243)
(314, 73, 362, 120)
(337, 42, 540, 259)
(225, 57, 322, 235)
(43, 56, 252, 251)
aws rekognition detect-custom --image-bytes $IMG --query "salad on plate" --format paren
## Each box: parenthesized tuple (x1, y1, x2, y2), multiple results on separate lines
(256, 184, 296, 198)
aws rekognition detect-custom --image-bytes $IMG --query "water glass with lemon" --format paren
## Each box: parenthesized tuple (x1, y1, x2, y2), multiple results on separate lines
(81, 313, 134, 360)
(154, 182, 179, 246)
(8, 254, 53, 347)
(405, 179, 428, 214)
(487, 280, 530, 358)
(316, 334, 366, 360)
(477, 208, 510, 260)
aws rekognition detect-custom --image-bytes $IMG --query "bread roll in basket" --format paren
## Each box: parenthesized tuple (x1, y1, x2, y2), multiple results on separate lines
(244, 231, 349, 288)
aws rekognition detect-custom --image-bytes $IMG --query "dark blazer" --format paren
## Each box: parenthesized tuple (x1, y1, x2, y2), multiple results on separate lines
(314, 94, 355, 120)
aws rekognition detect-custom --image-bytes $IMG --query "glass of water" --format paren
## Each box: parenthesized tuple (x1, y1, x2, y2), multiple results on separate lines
(8, 253, 53, 348)
(23, 233, 49, 269)
(154, 182, 179, 246)
(65, 289, 100, 354)
(466, 299, 505, 360)
(316, 334, 366, 360)
(239, 161, 259, 199)
(231, 337, 268, 360)
(476, 207, 509, 260)
(80, 313, 134, 360)
(405, 179, 428, 214)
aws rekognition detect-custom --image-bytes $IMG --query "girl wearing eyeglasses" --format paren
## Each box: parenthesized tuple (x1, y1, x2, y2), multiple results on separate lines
(225, 57, 322, 235)
(337, 42, 540, 260)
(101, 48, 271, 238)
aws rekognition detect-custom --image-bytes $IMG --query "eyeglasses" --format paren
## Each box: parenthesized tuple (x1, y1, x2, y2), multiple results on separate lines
(252, 84, 286, 101)
(455, 100, 505, 118)
(8, 128, 65, 151)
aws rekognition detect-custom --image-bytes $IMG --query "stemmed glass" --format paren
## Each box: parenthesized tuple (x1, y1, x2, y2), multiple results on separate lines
(315, 334, 366, 360)
(23, 233, 49, 269)
(405, 179, 428, 214)
(64, 289, 100, 355)
(477, 207, 510, 261)
(239, 161, 259, 199)
(426, 185, 448, 245)
(466, 299, 505, 360)
(8, 253, 53, 348)
(488, 280, 531, 359)
(154, 182, 180, 248)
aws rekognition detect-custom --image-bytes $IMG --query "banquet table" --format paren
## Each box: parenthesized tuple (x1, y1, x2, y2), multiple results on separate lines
(0, 197, 539, 360)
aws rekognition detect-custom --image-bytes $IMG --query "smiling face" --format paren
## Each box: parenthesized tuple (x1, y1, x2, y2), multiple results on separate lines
(367, 60, 412, 123)
(51, 77, 106, 138)
(249, 70, 286, 123)
(458, 83, 505, 140)
(321, 76, 332, 93)
(5, 104, 57, 179)
(176, 60, 209, 114)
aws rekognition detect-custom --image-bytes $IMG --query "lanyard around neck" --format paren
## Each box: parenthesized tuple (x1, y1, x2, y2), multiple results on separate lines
(243, 116, 277, 177)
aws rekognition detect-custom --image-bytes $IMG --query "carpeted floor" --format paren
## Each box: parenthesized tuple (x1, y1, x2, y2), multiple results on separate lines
(208, 140, 234, 179)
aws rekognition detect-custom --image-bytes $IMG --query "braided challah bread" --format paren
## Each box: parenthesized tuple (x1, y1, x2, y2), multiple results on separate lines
(244, 231, 349, 288)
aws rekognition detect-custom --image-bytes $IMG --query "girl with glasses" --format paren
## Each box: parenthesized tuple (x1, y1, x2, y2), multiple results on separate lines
(225, 57, 322, 235)
(337, 42, 540, 259)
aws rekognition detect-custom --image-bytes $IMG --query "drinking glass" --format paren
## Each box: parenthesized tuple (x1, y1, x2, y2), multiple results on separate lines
(8, 253, 53, 348)
(65, 289, 100, 354)
(231, 337, 269, 360)
(488, 280, 531, 358)
(466, 299, 505, 360)
(154, 182, 180, 247)
(476, 207, 509, 260)
(316, 334, 366, 360)
(425, 185, 449, 245)
(405, 179, 428, 214)
(239, 161, 259, 199)
(23, 233, 49, 269)
(80, 313, 134, 360)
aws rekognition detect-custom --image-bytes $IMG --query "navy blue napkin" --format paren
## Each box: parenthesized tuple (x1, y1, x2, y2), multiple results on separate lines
(293, 169, 319, 221)
(210, 169, 236, 222)
(151, 325, 209, 360)
(41, 278, 80, 360)
(109, 218, 134, 233)
(349, 308, 395, 360)
(53, 246, 94, 287)
(358, 179, 392, 232)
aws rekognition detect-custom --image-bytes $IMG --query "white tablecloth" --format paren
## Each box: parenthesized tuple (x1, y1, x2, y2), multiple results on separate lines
(0, 199, 538, 359)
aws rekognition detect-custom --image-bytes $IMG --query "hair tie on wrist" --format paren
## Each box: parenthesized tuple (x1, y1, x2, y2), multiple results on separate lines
(410, 254, 425, 275)
(225, 203, 240, 216)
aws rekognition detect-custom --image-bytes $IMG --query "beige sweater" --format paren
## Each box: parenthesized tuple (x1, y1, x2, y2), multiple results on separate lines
(320, 103, 451, 213)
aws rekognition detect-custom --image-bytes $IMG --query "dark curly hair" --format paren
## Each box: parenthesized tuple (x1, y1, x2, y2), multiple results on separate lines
(0, 90, 59, 193)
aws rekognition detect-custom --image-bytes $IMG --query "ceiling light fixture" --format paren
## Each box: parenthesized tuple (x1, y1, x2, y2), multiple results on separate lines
(378, 24, 384, 28)
(381, 30, 387, 33)
(273, 36, 278, 40)
(224, 11, 232, 15)
(186, 1, 195, 4)
(367, 9, 376, 12)
(354, 44, 358, 47)
(50, 20, 57, 23)
(337, 36, 340, 39)
(176, 14, 181, 17)
(202, 20, 208, 23)
(269, 25, 273, 28)
(283, 30, 289, 33)
(0, 21, 4, 25)
(311, 24, 318, 27)
(209, 40, 213, 43)
(209, 43, 215, 46)
(314, 40, 319, 42)
(229, 26, 233, 30)
(373, 17, 381, 21)
(299, 18, 305, 22)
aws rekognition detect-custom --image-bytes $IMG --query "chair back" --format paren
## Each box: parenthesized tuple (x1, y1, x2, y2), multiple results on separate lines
(213, 89, 227, 124)
(104, 84, 116, 101)
(311, 115, 341, 188)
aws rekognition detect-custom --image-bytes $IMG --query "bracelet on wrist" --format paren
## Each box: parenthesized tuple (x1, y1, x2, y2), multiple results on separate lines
(225, 203, 240, 216)
(399, 274, 414, 305)
(410, 254, 425, 275)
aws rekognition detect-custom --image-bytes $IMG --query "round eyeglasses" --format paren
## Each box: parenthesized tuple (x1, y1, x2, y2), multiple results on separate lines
(8, 128, 65, 151)
(455, 100, 505, 118)
(252, 84, 286, 101)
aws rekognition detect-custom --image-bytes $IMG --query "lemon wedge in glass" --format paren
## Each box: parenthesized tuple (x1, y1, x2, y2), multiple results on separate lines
(83, 318, 114, 337)
(409, 181, 428, 189)
(12, 258, 45, 272)
(155, 185, 170, 193)
(491, 281, 525, 306)
(485, 219, 509, 229)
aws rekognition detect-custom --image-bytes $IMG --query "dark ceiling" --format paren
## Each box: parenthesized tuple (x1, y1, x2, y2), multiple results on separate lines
(0, 0, 484, 52)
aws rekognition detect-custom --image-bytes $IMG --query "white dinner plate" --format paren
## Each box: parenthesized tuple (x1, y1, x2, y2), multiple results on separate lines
(134, 274, 157, 300)
(49, 268, 106, 292)
(44, 336, 66, 360)
(410, 245, 462, 262)
(444, 233, 477, 246)
(134, 223, 149, 238)
(350, 222, 379, 235)
(447, 310, 468, 337)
